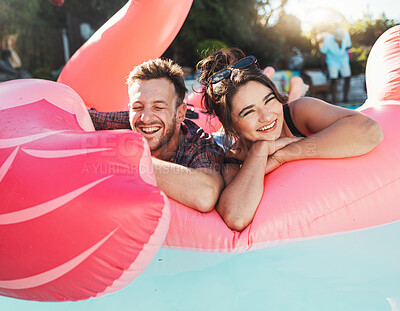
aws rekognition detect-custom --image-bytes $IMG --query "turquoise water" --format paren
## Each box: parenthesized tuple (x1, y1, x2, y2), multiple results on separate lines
(1, 221, 399, 311)
(338, 102, 363, 110)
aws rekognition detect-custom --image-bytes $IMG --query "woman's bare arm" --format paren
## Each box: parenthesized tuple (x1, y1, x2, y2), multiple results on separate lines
(273, 97, 383, 164)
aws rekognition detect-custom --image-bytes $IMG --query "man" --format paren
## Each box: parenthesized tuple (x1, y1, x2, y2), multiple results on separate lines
(89, 58, 224, 212)
(320, 27, 352, 103)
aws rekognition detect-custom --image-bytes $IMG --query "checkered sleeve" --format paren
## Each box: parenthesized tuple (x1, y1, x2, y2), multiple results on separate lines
(187, 140, 224, 173)
(88, 109, 131, 130)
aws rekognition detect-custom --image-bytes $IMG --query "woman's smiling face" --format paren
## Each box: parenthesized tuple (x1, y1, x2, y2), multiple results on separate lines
(231, 81, 284, 142)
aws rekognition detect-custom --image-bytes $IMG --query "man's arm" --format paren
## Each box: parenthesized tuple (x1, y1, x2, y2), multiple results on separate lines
(88, 109, 130, 130)
(151, 158, 224, 212)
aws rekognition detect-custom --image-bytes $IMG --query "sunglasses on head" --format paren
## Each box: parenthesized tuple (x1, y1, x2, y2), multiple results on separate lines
(207, 55, 259, 85)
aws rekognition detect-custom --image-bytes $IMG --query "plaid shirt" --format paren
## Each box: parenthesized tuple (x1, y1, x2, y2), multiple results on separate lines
(89, 109, 131, 130)
(88, 109, 223, 172)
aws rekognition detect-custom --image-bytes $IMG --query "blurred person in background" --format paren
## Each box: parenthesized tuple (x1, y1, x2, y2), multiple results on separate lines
(0, 34, 30, 81)
(320, 27, 352, 103)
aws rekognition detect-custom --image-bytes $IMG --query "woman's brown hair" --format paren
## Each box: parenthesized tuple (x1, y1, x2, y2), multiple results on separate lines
(196, 48, 287, 147)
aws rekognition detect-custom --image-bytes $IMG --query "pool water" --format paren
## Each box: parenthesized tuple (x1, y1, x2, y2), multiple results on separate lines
(337, 102, 363, 110)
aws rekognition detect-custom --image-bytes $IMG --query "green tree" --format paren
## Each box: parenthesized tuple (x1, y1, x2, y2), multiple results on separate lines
(350, 13, 398, 47)
(272, 13, 312, 68)
(36, 0, 126, 30)
(164, 0, 291, 69)
(349, 14, 399, 74)
(256, 0, 287, 25)
(163, 0, 230, 67)
(0, 0, 47, 74)
(0, 0, 126, 77)
(0, 0, 41, 36)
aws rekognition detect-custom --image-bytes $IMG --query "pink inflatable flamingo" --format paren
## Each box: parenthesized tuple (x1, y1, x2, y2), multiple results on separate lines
(58, 0, 193, 112)
(0, 0, 192, 302)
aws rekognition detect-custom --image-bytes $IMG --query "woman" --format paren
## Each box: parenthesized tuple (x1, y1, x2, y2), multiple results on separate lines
(197, 48, 383, 232)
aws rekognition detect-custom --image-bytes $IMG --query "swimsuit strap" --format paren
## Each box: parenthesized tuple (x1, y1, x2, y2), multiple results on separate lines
(224, 157, 244, 165)
(283, 104, 306, 137)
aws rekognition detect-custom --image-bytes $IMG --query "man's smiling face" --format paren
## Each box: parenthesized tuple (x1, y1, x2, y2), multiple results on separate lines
(129, 78, 186, 159)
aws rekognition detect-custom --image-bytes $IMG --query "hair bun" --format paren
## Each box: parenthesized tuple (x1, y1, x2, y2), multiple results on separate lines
(196, 48, 246, 85)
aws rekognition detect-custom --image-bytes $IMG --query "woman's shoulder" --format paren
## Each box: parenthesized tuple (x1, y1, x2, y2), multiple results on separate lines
(288, 97, 334, 118)
(286, 97, 327, 136)
(288, 96, 325, 108)
(288, 96, 363, 135)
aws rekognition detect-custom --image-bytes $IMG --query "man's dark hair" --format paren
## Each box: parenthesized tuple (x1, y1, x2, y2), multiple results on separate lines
(127, 58, 188, 108)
